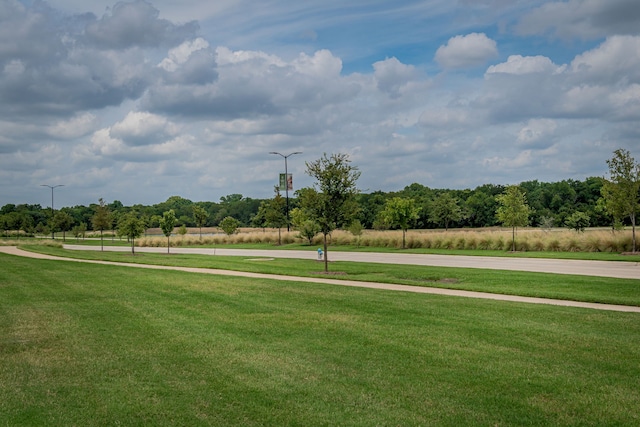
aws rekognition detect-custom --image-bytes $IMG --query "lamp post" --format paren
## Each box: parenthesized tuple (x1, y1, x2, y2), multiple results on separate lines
(269, 151, 302, 231)
(41, 184, 64, 239)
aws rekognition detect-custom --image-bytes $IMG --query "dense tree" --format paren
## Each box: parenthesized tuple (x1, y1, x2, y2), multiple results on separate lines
(92, 198, 111, 251)
(465, 185, 502, 227)
(379, 197, 420, 249)
(429, 193, 464, 231)
(300, 153, 360, 272)
(496, 186, 531, 252)
(602, 149, 640, 252)
(159, 209, 177, 254)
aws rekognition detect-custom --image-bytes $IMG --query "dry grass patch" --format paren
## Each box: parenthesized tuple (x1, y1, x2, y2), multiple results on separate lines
(137, 227, 636, 253)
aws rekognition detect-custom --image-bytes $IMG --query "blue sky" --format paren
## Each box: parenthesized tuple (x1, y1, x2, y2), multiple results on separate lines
(2, 0, 640, 208)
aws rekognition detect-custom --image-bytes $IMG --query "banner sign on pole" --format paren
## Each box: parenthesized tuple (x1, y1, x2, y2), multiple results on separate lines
(279, 173, 293, 191)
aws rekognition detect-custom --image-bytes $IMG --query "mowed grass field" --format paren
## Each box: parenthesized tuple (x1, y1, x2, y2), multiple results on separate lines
(2, 253, 640, 426)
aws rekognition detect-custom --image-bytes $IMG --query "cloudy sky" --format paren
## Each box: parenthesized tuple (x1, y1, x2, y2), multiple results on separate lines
(2, 0, 640, 208)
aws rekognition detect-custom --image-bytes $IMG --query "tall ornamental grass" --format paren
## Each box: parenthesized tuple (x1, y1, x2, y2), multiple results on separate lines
(136, 227, 635, 252)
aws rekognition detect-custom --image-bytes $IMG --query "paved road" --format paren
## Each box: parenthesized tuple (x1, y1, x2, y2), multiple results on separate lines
(64, 244, 640, 280)
(1, 245, 639, 313)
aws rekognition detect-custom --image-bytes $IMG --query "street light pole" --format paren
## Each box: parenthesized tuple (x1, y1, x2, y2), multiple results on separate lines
(269, 151, 302, 231)
(41, 184, 64, 239)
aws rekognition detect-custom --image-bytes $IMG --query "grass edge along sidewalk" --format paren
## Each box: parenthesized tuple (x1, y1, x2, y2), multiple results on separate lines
(2, 246, 639, 313)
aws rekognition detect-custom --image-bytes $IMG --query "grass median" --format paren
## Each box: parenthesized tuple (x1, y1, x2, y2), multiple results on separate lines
(2, 254, 639, 426)
(17, 244, 640, 306)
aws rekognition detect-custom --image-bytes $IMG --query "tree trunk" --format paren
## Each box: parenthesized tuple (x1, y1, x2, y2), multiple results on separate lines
(100, 230, 104, 252)
(402, 229, 406, 249)
(512, 226, 516, 252)
(323, 233, 329, 272)
(131, 238, 135, 254)
(167, 236, 170, 254)
(632, 213, 636, 253)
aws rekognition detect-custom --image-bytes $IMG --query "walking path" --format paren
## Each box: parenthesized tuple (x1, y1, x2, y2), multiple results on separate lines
(1, 245, 639, 313)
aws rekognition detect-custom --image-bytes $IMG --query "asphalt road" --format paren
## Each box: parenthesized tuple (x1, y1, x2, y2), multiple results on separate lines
(64, 244, 640, 280)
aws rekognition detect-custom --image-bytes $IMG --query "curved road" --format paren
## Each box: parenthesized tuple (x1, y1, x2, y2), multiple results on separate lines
(2, 245, 639, 313)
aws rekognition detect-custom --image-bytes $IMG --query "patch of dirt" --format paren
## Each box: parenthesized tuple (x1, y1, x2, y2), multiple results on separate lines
(417, 278, 460, 284)
(312, 271, 348, 275)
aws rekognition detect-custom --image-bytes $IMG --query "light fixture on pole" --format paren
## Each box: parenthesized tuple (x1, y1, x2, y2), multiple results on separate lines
(269, 151, 302, 232)
(41, 184, 64, 239)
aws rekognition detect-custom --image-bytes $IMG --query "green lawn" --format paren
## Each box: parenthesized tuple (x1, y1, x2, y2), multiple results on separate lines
(1, 254, 639, 426)
(19, 245, 640, 306)
(52, 238, 640, 262)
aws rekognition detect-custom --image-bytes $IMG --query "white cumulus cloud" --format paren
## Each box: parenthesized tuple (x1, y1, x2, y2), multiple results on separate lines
(435, 33, 498, 69)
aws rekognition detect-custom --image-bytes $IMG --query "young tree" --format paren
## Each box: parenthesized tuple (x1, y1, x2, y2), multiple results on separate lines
(220, 216, 240, 236)
(430, 193, 464, 230)
(347, 219, 364, 247)
(192, 205, 209, 240)
(300, 153, 360, 272)
(118, 212, 145, 254)
(159, 209, 177, 254)
(92, 198, 111, 251)
(601, 149, 640, 252)
(72, 222, 87, 241)
(565, 211, 590, 232)
(264, 187, 287, 245)
(379, 197, 420, 249)
(496, 185, 531, 252)
(290, 207, 320, 245)
(52, 211, 74, 242)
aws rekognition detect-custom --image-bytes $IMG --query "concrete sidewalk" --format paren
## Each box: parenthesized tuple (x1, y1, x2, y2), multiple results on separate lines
(2, 245, 640, 313)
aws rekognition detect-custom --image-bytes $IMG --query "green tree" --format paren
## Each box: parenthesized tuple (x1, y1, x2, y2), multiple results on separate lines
(290, 207, 320, 245)
(72, 222, 87, 241)
(496, 185, 531, 252)
(52, 211, 74, 242)
(347, 219, 364, 248)
(300, 153, 360, 272)
(118, 212, 145, 254)
(192, 205, 209, 240)
(379, 197, 420, 249)
(601, 149, 640, 252)
(159, 209, 177, 254)
(220, 216, 240, 236)
(565, 211, 590, 232)
(430, 193, 464, 231)
(92, 198, 111, 251)
(264, 187, 287, 245)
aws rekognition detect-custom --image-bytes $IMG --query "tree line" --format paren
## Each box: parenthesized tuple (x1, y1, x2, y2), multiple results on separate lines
(1, 150, 637, 245)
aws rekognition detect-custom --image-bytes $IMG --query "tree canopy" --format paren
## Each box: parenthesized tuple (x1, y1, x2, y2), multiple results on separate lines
(300, 153, 360, 271)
